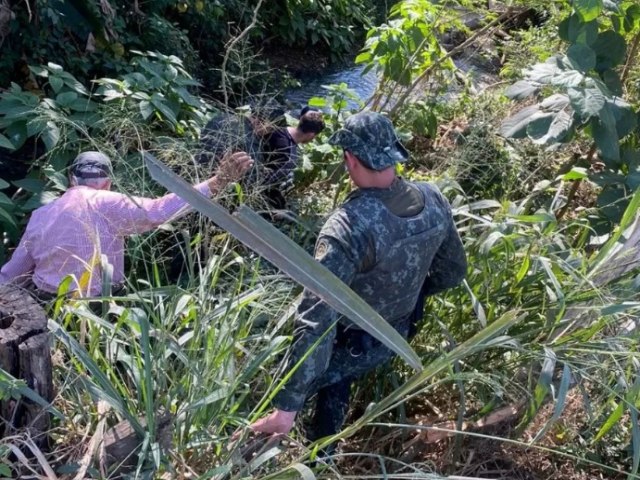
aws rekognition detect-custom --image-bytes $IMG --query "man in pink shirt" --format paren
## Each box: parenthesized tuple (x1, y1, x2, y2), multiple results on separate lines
(0, 150, 252, 298)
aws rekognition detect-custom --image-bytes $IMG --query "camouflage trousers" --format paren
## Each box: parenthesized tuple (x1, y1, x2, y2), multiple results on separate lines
(305, 289, 426, 443)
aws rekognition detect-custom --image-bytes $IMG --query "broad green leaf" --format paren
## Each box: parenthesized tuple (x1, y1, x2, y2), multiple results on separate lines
(592, 105, 620, 161)
(550, 67, 585, 88)
(561, 15, 598, 45)
(150, 94, 178, 126)
(592, 31, 627, 70)
(524, 57, 562, 84)
(560, 167, 589, 181)
(568, 87, 605, 120)
(0, 178, 9, 189)
(144, 153, 423, 371)
(55, 91, 78, 107)
(574, 0, 603, 22)
(49, 75, 64, 93)
(40, 121, 60, 151)
(0, 133, 13, 150)
(500, 105, 541, 138)
(627, 5, 640, 29)
(567, 44, 596, 72)
(12, 178, 45, 193)
(602, 70, 623, 96)
(4, 121, 29, 150)
(0, 207, 17, 233)
(526, 113, 555, 143)
(505, 80, 538, 100)
(139, 100, 154, 120)
(541, 93, 570, 112)
(607, 98, 637, 138)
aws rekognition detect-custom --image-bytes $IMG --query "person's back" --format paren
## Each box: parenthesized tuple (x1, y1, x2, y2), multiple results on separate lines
(0, 150, 254, 297)
(326, 179, 457, 324)
(26, 186, 130, 295)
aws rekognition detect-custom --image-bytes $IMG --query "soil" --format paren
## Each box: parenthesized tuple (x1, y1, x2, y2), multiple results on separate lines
(338, 392, 628, 479)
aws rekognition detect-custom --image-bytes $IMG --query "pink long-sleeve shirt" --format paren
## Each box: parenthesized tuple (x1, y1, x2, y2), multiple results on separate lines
(0, 182, 211, 296)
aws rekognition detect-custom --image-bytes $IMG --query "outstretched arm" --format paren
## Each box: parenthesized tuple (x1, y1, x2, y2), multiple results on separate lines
(107, 151, 253, 235)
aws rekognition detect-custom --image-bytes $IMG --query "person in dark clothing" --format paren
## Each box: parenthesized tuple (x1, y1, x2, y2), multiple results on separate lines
(241, 111, 467, 448)
(263, 107, 325, 208)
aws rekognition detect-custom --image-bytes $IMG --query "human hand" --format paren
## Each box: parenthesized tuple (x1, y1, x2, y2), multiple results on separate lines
(209, 151, 253, 192)
(231, 409, 297, 442)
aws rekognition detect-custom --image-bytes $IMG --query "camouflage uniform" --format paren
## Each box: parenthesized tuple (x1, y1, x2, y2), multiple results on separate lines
(272, 111, 467, 440)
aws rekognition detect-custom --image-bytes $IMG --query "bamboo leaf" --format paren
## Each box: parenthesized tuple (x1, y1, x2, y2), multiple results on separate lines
(144, 153, 423, 371)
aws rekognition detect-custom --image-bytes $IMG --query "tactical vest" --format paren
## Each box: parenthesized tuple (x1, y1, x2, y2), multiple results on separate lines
(333, 181, 453, 327)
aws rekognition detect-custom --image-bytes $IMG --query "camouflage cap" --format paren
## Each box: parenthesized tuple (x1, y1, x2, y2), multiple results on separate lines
(328, 111, 408, 171)
(70, 151, 113, 178)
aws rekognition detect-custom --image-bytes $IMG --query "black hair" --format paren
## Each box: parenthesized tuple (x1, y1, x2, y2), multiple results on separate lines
(298, 107, 325, 135)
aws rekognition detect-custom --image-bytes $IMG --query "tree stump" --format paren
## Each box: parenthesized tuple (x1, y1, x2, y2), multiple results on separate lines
(0, 284, 53, 446)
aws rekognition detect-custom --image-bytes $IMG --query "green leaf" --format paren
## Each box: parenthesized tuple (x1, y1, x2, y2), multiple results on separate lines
(0, 178, 9, 189)
(308, 97, 327, 107)
(567, 44, 596, 72)
(56, 91, 78, 107)
(592, 111, 620, 162)
(626, 4, 640, 29)
(500, 105, 541, 138)
(560, 167, 589, 180)
(40, 121, 60, 151)
(524, 57, 562, 84)
(568, 87, 605, 120)
(602, 70, 623, 96)
(562, 15, 598, 45)
(150, 93, 178, 127)
(541, 94, 570, 112)
(0, 207, 17, 233)
(139, 100, 154, 120)
(49, 76, 64, 93)
(592, 31, 627, 70)
(0, 133, 14, 150)
(13, 178, 45, 193)
(144, 153, 423, 371)
(607, 98, 637, 138)
(4, 122, 28, 150)
(525, 113, 555, 143)
(505, 80, 538, 100)
(574, 0, 603, 22)
(594, 401, 624, 441)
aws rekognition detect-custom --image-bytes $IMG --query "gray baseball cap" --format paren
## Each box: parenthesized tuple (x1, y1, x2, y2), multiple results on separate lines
(328, 111, 409, 171)
(70, 151, 113, 178)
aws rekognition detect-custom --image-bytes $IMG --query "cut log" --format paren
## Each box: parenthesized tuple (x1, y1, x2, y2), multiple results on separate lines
(0, 284, 53, 446)
(102, 412, 173, 477)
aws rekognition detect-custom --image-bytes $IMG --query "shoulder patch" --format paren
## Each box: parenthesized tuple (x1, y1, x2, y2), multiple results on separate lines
(314, 239, 329, 261)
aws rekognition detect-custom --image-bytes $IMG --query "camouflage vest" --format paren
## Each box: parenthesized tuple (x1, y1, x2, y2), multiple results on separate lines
(331, 181, 452, 326)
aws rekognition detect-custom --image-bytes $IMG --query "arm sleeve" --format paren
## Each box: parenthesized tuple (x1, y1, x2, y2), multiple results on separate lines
(264, 132, 297, 186)
(273, 215, 366, 411)
(100, 181, 211, 236)
(422, 216, 467, 297)
(0, 229, 36, 286)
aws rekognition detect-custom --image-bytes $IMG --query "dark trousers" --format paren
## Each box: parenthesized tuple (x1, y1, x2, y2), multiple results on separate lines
(307, 288, 427, 443)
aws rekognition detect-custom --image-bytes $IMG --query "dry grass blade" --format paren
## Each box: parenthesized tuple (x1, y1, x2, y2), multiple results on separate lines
(73, 401, 110, 480)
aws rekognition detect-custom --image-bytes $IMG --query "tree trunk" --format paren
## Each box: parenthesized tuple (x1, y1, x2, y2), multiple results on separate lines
(0, 284, 53, 447)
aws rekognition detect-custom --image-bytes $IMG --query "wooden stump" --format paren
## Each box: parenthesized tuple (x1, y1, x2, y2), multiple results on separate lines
(0, 284, 53, 445)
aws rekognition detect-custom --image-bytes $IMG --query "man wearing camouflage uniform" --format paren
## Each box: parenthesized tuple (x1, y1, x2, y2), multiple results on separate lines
(247, 111, 467, 443)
